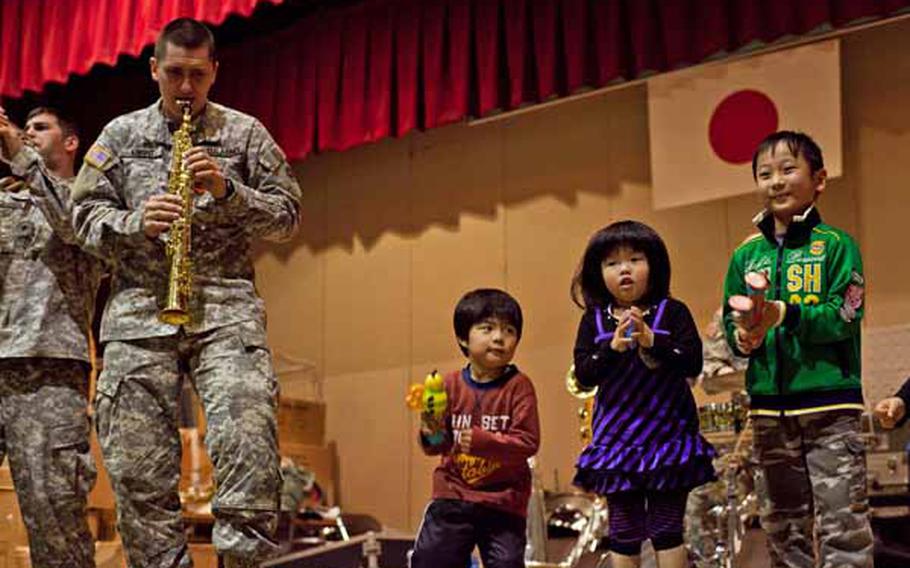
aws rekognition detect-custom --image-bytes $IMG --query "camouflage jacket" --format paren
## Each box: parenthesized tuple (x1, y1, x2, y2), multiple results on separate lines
(72, 100, 301, 342)
(0, 146, 101, 362)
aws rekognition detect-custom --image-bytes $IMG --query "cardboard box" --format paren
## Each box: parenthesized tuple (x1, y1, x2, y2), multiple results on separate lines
(278, 399, 326, 446)
(279, 442, 338, 506)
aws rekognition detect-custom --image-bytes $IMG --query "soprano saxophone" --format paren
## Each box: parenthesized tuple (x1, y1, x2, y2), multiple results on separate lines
(159, 101, 194, 325)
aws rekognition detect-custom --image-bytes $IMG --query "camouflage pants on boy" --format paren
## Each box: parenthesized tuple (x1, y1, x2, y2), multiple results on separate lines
(753, 409, 873, 568)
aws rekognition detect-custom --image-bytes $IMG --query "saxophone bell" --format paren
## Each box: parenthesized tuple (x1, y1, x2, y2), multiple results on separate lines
(566, 364, 596, 444)
(566, 364, 597, 400)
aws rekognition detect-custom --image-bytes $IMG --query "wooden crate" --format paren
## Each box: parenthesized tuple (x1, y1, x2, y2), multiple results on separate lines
(278, 399, 326, 446)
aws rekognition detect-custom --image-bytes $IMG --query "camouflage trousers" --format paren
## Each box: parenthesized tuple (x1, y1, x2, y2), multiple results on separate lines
(753, 409, 873, 568)
(0, 358, 96, 568)
(95, 320, 282, 568)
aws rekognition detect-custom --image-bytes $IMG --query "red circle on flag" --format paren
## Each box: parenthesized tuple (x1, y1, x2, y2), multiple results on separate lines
(708, 90, 779, 164)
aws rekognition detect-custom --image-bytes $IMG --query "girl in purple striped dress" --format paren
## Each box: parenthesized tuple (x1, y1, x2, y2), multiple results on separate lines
(570, 220, 715, 568)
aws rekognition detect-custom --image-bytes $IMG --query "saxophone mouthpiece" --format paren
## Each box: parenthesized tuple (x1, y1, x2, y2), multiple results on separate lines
(176, 99, 193, 118)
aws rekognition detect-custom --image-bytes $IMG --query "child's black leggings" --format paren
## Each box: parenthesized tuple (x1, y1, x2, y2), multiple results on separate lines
(606, 489, 689, 556)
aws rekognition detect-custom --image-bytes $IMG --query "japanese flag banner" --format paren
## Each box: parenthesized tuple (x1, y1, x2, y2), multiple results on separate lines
(647, 39, 842, 210)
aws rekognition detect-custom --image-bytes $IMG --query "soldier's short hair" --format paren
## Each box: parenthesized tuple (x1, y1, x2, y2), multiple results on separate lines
(26, 107, 79, 140)
(155, 18, 216, 61)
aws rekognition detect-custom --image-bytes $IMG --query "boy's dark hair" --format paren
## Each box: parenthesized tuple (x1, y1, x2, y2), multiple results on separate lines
(751, 130, 824, 180)
(453, 289, 523, 356)
(571, 220, 671, 309)
(155, 18, 216, 61)
(26, 107, 79, 140)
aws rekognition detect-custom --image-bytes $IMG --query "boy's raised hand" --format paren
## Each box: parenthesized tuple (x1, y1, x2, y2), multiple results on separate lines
(735, 300, 784, 353)
(729, 270, 784, 354)
(874, 397, 906, 430)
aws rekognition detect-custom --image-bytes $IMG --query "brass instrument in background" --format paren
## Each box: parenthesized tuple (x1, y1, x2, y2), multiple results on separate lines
(159, 101, 194, 325)
(566, 365, 597, 443)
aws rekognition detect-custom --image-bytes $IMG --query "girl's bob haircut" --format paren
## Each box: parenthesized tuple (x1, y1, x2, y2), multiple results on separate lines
(571, 220, 671, 309)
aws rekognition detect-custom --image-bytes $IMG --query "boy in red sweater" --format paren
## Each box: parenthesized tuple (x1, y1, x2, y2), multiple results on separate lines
(410, 288, 541, 568)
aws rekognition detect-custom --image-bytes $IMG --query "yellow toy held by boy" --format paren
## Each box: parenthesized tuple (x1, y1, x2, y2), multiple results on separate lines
(406, 370, 448, 446)
(405, 369, 448, 417)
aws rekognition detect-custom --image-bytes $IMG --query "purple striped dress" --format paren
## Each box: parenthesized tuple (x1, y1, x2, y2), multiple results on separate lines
(572, 297, 716, 495)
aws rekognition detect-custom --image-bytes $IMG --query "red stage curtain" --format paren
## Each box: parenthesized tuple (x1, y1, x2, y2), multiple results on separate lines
(0, 0, 283, 98)
(4, 0, 910, 161)
(212, 0, 910, 161)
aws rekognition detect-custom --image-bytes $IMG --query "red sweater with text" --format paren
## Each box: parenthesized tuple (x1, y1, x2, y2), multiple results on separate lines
(420, 364, 540, 518)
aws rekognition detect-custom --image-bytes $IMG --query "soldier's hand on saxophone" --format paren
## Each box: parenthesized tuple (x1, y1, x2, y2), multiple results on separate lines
(183, 145, 227, 198)
(142, 194, 183, 237)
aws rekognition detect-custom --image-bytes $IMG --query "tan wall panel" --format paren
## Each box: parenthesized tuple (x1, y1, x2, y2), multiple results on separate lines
(409, 123, 506, 367)
(323, 367, 412, 528)
(499, 95, 612, 201)
(843, 20, 910, 329)
(256, 159, 329, 370)
(322, 142, 413, 377)
(323, 236, 411, 376)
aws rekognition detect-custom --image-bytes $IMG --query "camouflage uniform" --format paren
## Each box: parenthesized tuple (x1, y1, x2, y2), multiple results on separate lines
(0, 146, 101, 568)
(753, 410, 873, 568)
(71, 100, 300, 568)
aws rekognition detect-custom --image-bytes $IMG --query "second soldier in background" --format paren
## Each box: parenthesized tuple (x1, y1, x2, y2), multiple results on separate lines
(0, 105, 101, 568)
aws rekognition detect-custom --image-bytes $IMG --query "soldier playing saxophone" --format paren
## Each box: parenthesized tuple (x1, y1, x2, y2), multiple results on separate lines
(71, 18, 301, 568)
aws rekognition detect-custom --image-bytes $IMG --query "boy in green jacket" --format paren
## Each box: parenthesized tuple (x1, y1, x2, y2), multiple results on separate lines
(723, 131, 872, 568)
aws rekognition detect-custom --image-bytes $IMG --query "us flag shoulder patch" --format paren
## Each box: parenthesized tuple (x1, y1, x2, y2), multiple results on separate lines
(84, 143, 114, 171)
